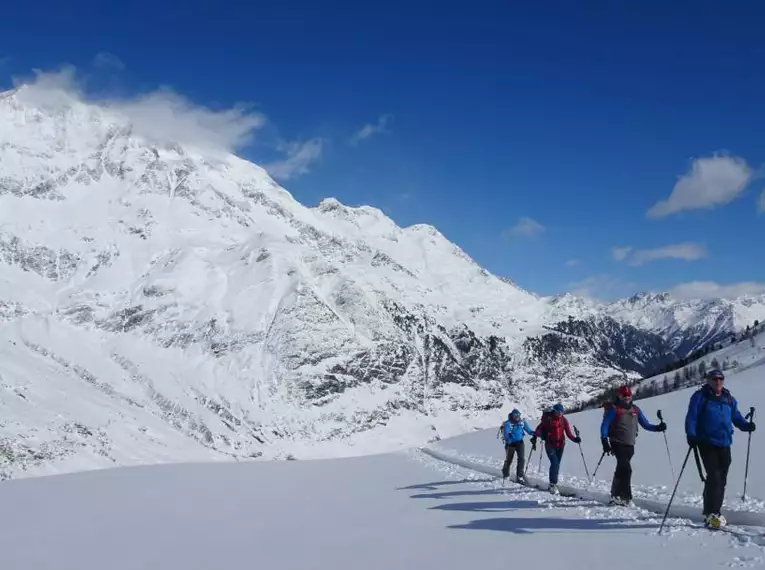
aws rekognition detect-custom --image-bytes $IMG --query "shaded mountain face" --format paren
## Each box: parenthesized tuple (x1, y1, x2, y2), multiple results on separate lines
(1, 85, 764, 478)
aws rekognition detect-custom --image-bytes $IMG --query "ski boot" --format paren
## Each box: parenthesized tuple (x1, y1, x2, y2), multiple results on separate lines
(704, 513, 727, 529)
(549, 484, 560, 495)
(516, 475, 527, 485)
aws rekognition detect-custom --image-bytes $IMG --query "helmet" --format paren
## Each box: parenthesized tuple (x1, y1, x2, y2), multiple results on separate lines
(552, 403, 564, 414)
(707, 369, 724, 381)
(618, 385, 632, 398)
(510, 408, 520, 417)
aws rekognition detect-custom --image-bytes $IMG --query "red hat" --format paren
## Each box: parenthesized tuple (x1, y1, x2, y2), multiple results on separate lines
(618, 385, 632, 398)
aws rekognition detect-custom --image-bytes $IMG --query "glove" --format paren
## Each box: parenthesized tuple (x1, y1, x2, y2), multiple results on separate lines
(687, 435, 698, 448)
(530, 436, 537, 451)
(573, 436, 581, 444)
(746, 422, 756, 432)
(601, 438, 612, 455)
(657, 421, 667, 432)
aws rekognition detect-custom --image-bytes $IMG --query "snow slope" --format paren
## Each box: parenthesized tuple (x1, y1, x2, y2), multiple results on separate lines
(427, 347, 765, 517)
(0, 445, 763, 570)
(1, 81, 765, 477)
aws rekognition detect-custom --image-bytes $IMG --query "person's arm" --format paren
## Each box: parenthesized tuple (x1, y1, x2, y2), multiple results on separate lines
(601, 407, 615, 439)
(685, 392, 702, 438)
(731, 398, 752, 431)
(564, 418, 577, 441)
(636, 407, 660, 432)
(523, 421, 534, 436)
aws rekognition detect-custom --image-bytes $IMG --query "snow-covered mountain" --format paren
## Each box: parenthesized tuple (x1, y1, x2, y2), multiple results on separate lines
(1, 84, 764, 478)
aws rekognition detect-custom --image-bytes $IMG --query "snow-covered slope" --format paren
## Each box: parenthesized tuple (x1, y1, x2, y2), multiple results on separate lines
(1, 444, 763, 570)
(1, 83, 764, 478)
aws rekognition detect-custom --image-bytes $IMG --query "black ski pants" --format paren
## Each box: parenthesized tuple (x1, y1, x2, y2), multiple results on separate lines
(502, 440, 526, 479)
(610, 442, 635, 501)
(698, 443, 732, 516)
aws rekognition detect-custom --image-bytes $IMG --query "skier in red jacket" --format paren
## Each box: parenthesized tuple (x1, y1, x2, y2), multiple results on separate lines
(531, 403, 580, 494)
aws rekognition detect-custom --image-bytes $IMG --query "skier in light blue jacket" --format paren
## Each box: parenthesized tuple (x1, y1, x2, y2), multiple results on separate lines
(499, 409, 534, 482)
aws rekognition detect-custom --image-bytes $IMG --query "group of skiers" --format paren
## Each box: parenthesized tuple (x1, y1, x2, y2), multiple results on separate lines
(497, 368, 756, 529)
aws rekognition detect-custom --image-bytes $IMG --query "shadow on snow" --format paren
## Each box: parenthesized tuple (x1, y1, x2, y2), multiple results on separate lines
(448, 516, 657, 535)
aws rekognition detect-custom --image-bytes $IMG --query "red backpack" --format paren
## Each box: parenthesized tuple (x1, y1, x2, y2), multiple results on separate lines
(539, 412, 568, 447)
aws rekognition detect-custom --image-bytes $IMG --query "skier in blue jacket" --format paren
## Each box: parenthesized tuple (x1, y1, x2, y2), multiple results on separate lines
(685, 369, 756, 528)
(499, 409, 534, 483)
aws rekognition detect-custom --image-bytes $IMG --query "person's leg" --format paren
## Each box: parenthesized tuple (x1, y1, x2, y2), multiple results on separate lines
(546, 444, 560, 485)
(710, 446, 732, 515)
(502, 444, 515, 478)
(698, 443, 722, 515)
(515, 440, 526, 479)
(611, 442, 635, 501)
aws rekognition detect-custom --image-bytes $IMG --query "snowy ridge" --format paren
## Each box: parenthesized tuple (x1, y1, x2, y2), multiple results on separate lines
(1, 84, 765, 478)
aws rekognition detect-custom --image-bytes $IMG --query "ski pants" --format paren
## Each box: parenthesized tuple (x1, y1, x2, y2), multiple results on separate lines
(502, 440, 526, 479)
(545, 445, 564, 485)
(698, 443, 732, 516)
(610, 442, 635, 501)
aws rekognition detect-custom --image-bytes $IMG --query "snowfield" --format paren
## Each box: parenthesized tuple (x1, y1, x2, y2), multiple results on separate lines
(427, 344, 765, 519)
(1, 441, 764, 569)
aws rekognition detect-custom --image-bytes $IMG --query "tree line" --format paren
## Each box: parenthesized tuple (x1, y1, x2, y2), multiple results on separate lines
(564, 318, 763, 415)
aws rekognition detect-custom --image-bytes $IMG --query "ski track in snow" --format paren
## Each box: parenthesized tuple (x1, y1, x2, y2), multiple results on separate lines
(408, 448, 765, 558)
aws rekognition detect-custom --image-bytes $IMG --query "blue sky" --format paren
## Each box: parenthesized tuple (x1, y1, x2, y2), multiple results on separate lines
(2, 0, 765, 301)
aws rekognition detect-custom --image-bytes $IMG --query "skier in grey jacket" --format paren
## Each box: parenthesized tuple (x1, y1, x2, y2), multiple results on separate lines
(600, 385, 666, 505)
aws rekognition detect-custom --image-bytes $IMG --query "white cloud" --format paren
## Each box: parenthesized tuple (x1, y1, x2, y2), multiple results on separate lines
(647, 154, 754, 218)
(350, 114, 392, 146)
(265, 138, 326, 180)
(669, 281, 765, 300)
(506, 217, 545, 238)
(565, 259, 579, 267)
(758, 189, 765, 213)
(567, 274, 637, 301)
(612, 246, 632, 261)
(12, 66, 266, 156)
(93, 52, 126, 70)
(617, 242, 706, 266)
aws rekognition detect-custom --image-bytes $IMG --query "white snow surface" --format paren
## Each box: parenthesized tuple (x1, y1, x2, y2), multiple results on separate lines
(1, 444, 765, 569)
(428, 348, 765, 517)
(1, 84, 765, 477)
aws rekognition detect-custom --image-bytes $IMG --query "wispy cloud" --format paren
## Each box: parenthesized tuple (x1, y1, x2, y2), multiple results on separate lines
(614, 242, 706, 266)
(567, 274, 637, 301)
(758, 189, 765, 213)
(669, 281, 765, 300)
(13, 65, 266, 155)
(350, 114, 392, 146)
(611, 246, 632, 261)
(93, 51, 125, 70)
(647, 154, 754, 219)
(565, 259, 579, 267)
(265, 138, 326, 180)
(505, 217, 545, 238)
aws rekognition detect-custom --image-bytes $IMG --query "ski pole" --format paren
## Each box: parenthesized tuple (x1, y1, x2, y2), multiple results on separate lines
(524, 442, 535, 478)
(659, 446, 693, 535)
(692, 445, 706, 482)
(743, 406, 755, 501)
(574, 426, 591, 481)
(657, 410, 675, 479)
(538, 442, 544, 472)
(587, 451, 606, 487)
